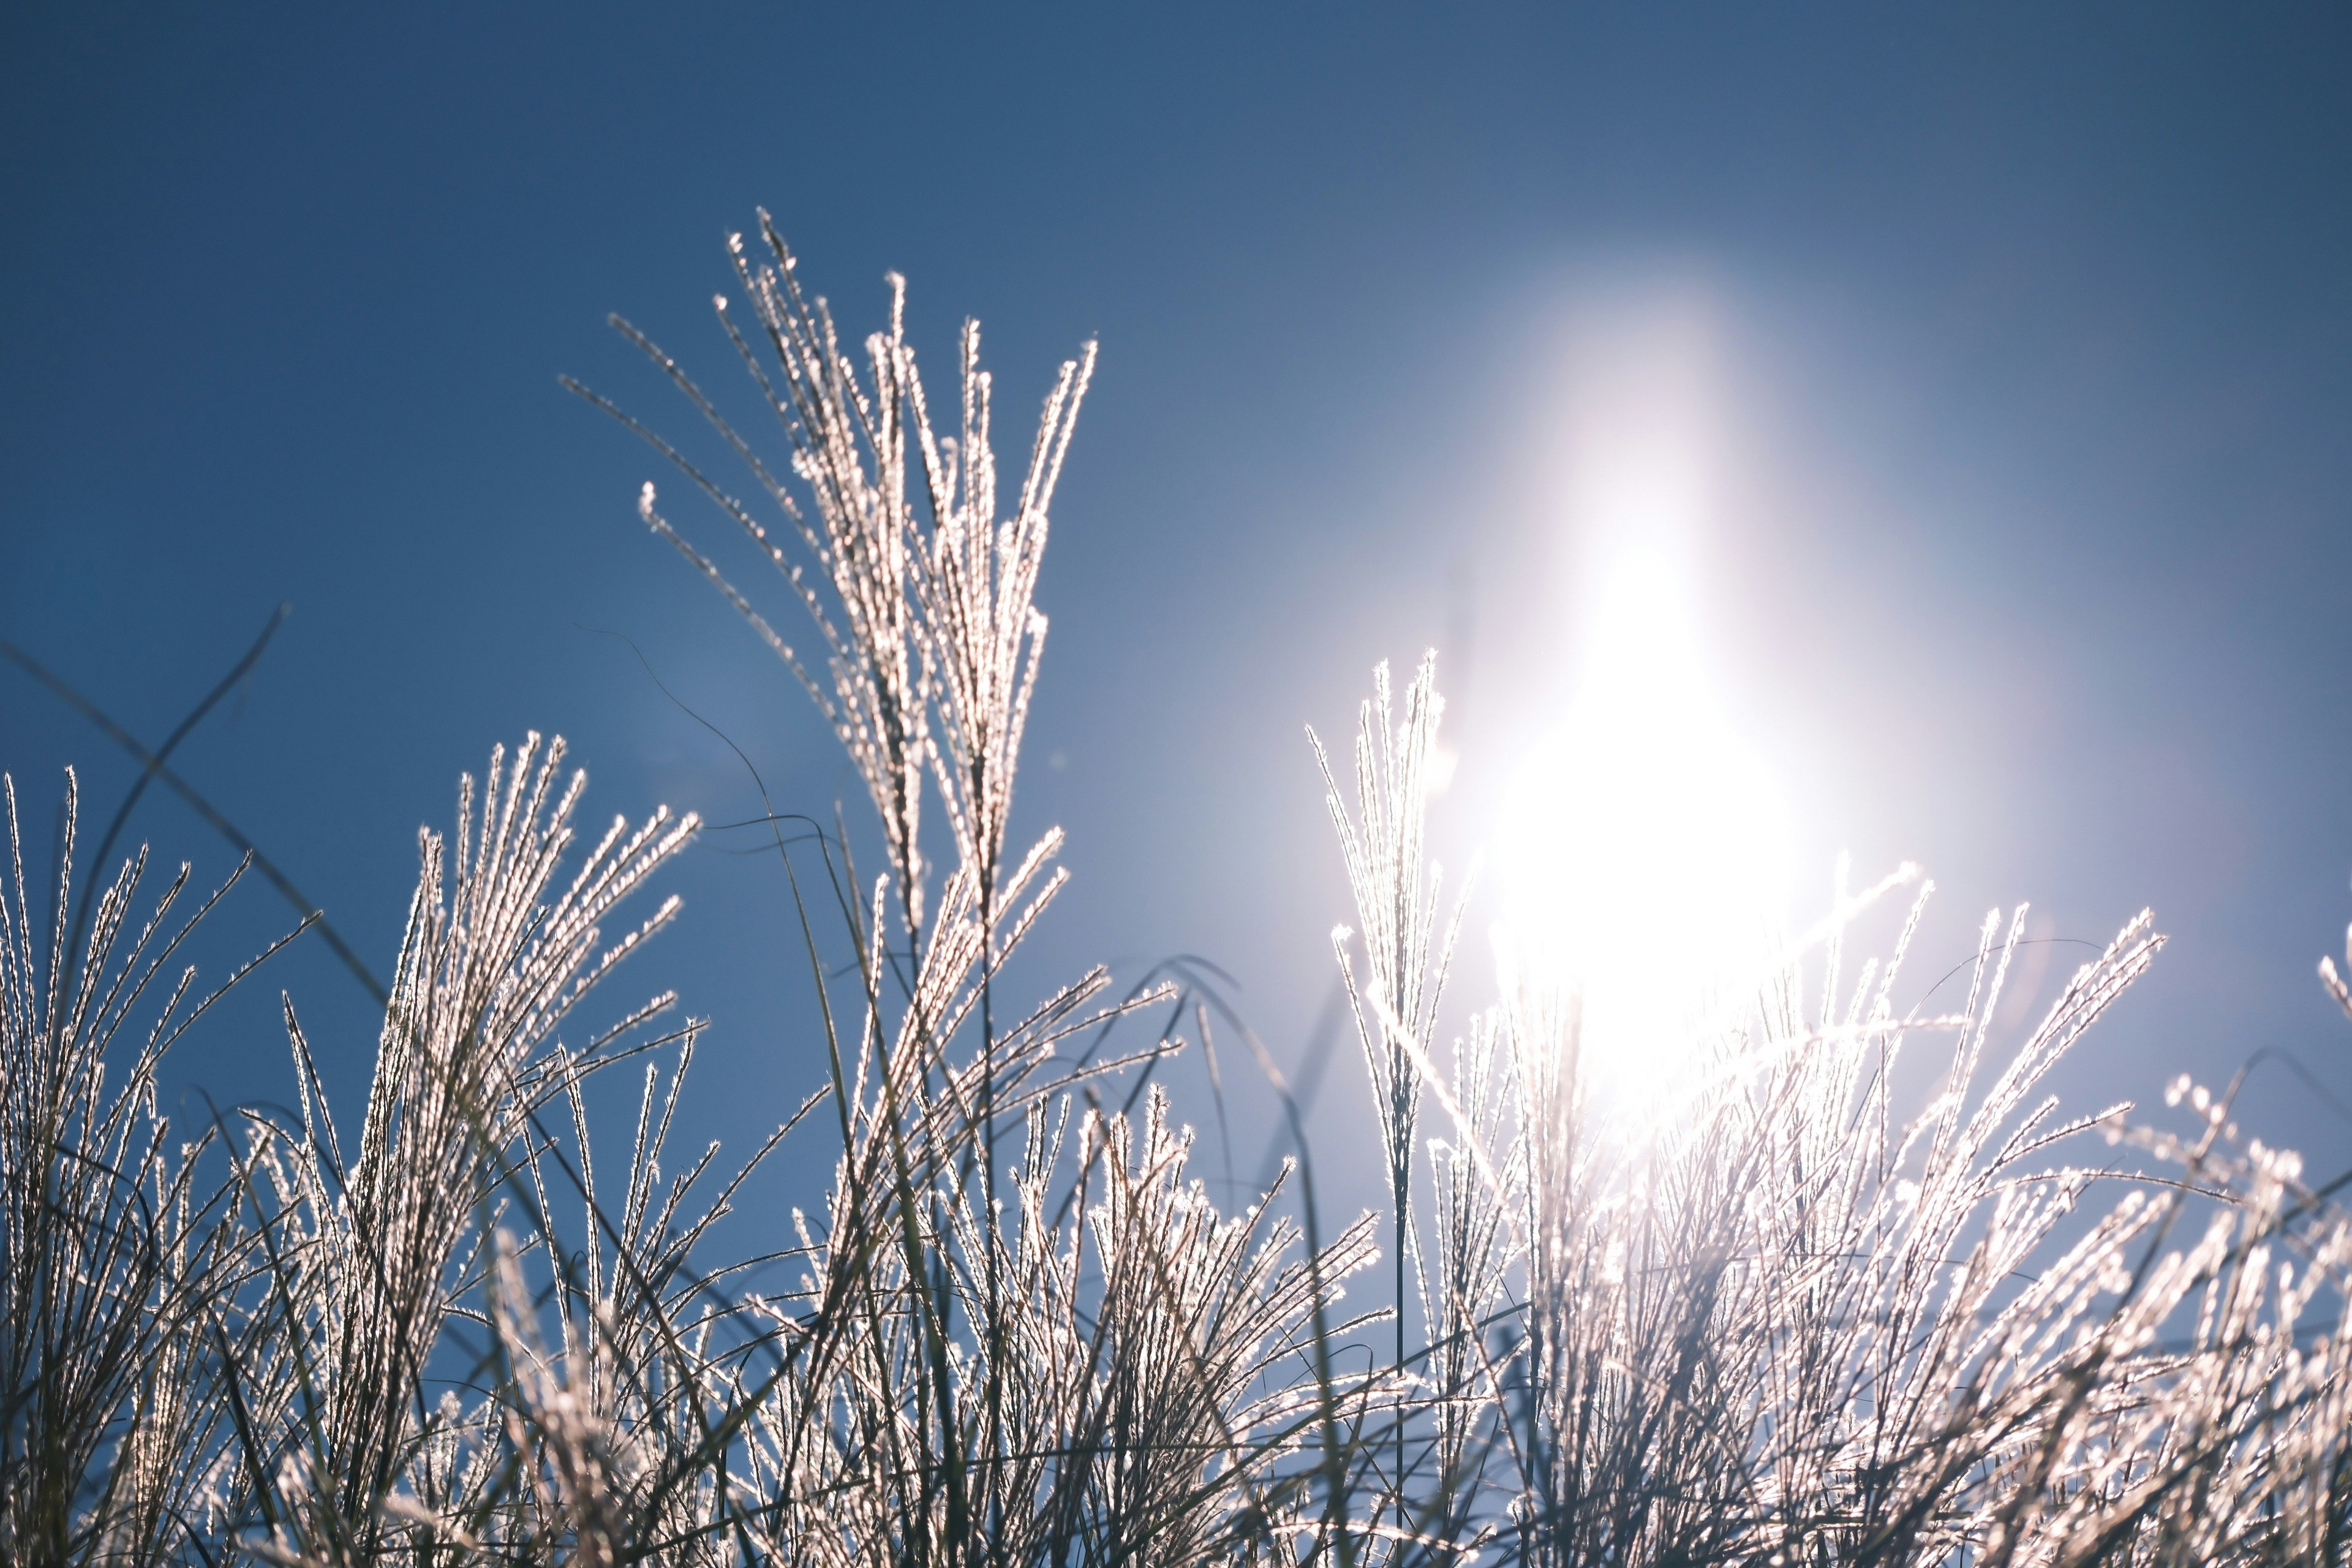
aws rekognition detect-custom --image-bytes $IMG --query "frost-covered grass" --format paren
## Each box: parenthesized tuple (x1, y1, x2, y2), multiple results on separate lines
(5, 216, 2350, 1566)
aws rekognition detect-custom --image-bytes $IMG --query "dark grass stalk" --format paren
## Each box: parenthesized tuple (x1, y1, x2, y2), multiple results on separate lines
(59, 603, 288, 987)
(0, 632, 388, 1006)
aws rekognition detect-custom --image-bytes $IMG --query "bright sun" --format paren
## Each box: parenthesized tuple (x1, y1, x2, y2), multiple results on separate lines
(1493, 300, 1795, 1095)
(1496, 544, 1793, 1093)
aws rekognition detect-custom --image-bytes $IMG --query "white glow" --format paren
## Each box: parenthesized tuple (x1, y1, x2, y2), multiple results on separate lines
(1493, 293, 1794, 1098)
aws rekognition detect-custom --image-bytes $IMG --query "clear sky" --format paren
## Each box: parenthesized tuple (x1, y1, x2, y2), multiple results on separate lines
(6, 5, 2351, 1208)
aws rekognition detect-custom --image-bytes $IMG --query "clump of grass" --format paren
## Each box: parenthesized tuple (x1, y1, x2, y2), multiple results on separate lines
(7, 214, 2350, 1567)
(1, 771, 307, 1563)
(1331, 732, 2352, 1566)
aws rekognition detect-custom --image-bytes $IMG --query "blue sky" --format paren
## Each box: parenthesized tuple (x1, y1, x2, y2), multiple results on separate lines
(6, 4, 2351, 1206)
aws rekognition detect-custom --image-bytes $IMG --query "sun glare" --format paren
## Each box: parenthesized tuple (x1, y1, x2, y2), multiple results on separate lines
(1494, 297, 1795, 1099)
(1496, 548, 1793, 1098)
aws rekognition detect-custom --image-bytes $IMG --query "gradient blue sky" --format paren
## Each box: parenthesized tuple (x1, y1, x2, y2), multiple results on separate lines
(6, 5, 2351, 1207)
